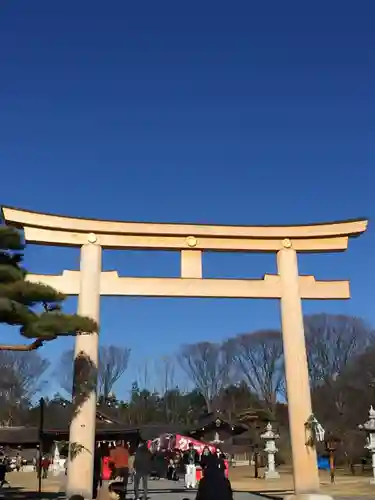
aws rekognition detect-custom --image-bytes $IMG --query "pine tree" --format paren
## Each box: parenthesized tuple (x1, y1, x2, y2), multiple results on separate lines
(0, 225, 97, 351)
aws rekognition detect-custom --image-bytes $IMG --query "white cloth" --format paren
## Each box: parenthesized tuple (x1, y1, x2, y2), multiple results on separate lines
(52, 444, 60, 473)
(185, 464, 196, 488)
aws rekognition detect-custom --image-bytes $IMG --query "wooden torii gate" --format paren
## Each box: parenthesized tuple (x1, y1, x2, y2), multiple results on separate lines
(2, 206, 367, 499)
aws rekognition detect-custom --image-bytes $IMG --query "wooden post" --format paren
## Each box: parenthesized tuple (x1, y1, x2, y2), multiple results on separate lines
(38, 397, 44, 494)
(329, 451, 335, 483)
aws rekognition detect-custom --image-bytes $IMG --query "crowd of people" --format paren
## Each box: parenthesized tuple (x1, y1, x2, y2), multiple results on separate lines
(0, 450, 27, 487)
(98, 440, 233, 500)
(0, 449, 52, 487)
(0, 441, 233, 500)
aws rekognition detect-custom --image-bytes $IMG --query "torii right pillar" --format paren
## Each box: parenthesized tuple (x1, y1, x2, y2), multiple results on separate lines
(278, 239, 320, 497)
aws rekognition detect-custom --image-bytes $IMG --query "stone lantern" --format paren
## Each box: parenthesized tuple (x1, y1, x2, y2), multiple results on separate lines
(260, 422, 280, 479)
(359, 405, 375, 484)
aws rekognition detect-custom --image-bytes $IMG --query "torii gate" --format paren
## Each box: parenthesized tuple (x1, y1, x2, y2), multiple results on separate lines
(1, 207, 367, 499)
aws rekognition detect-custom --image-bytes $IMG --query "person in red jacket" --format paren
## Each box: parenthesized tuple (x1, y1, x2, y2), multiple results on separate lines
(41, 456, 50, 479)
(109, 441, 130, 486)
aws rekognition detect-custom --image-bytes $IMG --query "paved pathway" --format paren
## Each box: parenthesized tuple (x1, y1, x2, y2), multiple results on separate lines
(99, 478, 263, 500)
(3, 472, 373, 499)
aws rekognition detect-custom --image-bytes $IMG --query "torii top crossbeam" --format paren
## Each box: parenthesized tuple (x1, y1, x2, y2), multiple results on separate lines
(1, 206, 368, 299)
(2, 205, 367, 250)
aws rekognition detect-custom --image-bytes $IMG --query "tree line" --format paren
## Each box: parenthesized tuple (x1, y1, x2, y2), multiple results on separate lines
(2, 314, 374, 455)
(0, 225, 373, 463)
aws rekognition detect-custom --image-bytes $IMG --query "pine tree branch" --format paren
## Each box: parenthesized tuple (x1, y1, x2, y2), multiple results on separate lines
(0, 225, 97, 348)
(0, 339, 44, 351)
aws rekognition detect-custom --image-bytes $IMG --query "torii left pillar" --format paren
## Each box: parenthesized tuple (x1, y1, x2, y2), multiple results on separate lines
(66, 234, 102, 500)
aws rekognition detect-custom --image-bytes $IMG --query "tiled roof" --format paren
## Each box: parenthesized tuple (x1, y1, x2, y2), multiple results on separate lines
(0, 426, 39, 445)
(0, 422, 191, 446)
(195, 411, 248, 433)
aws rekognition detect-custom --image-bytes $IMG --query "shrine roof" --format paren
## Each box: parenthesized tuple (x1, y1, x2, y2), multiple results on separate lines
(0, 422, 191, 446)
(192, 411, 248, 433)
(0, 427, 39, 445)
(24, 401, 124, 428)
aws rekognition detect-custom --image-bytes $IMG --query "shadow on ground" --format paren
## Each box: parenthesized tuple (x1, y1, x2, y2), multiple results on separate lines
(128, 488, 192, 493)
(245, 489, 293, 500)
(0, 486, 65, 499)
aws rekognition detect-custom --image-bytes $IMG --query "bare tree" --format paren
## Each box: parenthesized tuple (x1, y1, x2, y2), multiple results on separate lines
(54, 345, 130, 399)
(305, 314, 374, 391)
(153, 356, 177, 395)
(54, 349, 74, 394)
(349, 343, 375, 396)
(153, 356, 180, 422)
(177, 341, 232, 412)
(0, 350, 49, 425)
(135, 358, 152, 391)
(334, 343, 375, 424)
(225, 330, 284, 418)
(307, 314, 375, 468)
(218, 382, 262, 422)
(305, 314, 375, 457)
(98, 345, 131, 399)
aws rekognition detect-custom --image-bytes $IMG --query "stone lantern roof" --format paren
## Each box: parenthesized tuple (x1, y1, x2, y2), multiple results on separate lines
(359, 406, 375, 432)
(260, 422, 279, 440)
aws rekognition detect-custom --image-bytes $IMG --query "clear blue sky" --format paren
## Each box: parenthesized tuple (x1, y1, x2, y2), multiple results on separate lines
(0, 1, 373, 398)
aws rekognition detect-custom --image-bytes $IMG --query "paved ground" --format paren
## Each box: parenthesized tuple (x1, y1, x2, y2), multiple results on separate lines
(229, 467, 375, 498)
(2, 470, 374, 499)
(98, 478, 263, 500)
(0, 475, 262, 500)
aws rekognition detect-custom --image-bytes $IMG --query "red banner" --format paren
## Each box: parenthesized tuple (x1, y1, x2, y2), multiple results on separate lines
(175, 434, 216, 454)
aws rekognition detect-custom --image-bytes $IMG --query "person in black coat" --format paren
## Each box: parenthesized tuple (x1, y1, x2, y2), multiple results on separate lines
(195, 462, 233, 500)
(200, 447, 226, 477)
(152, 449, 167, 479)
(213, 448, 227, 475)
(92, 444, 103, 500)
(200, 446, 214, 471)
(133, 442, 152, 500)
(0, 455, 7, 487)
